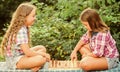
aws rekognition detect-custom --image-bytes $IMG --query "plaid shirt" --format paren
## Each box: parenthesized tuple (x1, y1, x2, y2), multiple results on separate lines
(14, 26, 28, 56)
(81, 31, 119, 58)
(6, 26, 28, 57)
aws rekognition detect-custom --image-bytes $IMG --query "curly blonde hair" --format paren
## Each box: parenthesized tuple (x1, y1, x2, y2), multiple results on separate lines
(0, 2, 36, 56)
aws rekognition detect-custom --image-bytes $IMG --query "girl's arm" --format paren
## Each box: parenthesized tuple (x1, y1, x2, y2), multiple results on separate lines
(20, 44, 43, 57)
(86, 53, 98, 58)
(73, 32, 89, 53)
(70, 40, 85, 60)
(72, 40, 85, 52)
(71, 32, 89, 60)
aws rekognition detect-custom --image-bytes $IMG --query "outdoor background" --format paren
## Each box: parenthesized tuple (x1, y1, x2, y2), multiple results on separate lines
(0, 0, 120, 61)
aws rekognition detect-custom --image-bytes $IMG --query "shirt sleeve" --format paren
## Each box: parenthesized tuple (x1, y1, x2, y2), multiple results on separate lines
(80, 32, 89, 44)
(16, 27, 28, 46)
(92, 32, 107, 57)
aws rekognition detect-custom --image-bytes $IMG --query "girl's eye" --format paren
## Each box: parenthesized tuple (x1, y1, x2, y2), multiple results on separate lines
(33, 15, 36, 17)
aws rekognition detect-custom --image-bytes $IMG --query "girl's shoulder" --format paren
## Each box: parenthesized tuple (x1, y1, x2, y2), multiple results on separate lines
(99, 30, 111, 35)
(18, 26, 27, 33)
(97, 30, 110, 35)
(92, 30, 111, 38)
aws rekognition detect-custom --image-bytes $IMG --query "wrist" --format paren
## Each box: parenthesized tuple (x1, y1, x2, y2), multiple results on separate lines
(73, 49, 77, 53)
(88, 53, 98, 58)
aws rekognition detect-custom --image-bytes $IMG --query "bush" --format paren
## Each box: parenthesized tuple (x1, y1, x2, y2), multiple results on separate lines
(30, 0, 120, 60)
(31, 16, 85, 60)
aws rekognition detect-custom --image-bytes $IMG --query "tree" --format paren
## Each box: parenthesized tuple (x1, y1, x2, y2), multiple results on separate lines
(0, 0, 30, 35)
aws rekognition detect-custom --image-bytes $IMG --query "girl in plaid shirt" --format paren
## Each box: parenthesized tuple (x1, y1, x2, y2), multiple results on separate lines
(0, 2, 50, 72)
(70, 8, 119, 71)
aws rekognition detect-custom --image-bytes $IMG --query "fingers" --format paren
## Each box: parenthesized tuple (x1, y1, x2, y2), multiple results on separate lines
(70, 53, 74, 60)
(70, 51, 77, 61)
(71, 55, 77, 61)
(73, 56, 77, 61)
(45, 53, 51, 61)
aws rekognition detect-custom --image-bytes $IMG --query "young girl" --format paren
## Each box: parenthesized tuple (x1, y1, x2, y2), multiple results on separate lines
(70, 8, 119, 71)
(0, 2, 50, 72)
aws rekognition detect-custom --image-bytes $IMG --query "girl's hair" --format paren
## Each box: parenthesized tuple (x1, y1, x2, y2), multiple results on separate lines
(80, 8, 109, 32)
(0, 2, 36, 56)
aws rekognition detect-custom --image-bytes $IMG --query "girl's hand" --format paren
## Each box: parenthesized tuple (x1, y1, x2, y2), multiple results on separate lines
(70, 50, 78, 61)
(44, 53, 51, 62)
(87, 53, 98, 58)
(36, 51, 50, 61)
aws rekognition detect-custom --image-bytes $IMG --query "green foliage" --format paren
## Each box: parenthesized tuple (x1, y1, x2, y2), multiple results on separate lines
(0, 54, 5, 62)
(30, 0, 120, 60)
(0, 36, 5, 61)
(31, 16, 85, 60)
(0, 36, 2, 44)
(55, 0, 82, 21)
(30, 0, 88, 60)
(0, 0, 31, 35)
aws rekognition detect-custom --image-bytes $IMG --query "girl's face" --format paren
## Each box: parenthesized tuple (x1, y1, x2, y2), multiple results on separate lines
(81, 21, 92, 31)
(25, 9, 36, 27)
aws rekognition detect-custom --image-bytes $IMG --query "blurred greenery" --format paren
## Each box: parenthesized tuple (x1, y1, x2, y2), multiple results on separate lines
(0, 0, 31, 35)
(0, 0, 120, 61)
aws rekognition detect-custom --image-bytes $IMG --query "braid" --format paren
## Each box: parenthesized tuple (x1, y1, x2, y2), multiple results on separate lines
(0, 18, 24, 56)
(0, 27, 11, 56)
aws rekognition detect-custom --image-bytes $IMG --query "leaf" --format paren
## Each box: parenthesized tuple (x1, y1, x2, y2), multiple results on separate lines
(107, 0, 112, 4)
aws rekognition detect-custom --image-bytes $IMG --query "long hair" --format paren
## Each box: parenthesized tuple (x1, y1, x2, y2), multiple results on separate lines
(80, 8, 109, 32)
(0, 2, 36, 56)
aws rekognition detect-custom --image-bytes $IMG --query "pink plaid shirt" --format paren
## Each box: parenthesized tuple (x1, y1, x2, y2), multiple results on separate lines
(15, 26, 28, 55)
(6, 26, 28, 57)
(81, 31, 119, 58)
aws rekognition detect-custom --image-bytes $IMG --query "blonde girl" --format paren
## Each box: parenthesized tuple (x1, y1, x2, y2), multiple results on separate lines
(70, 8, 119, 71)
(0, 2, 50, 72)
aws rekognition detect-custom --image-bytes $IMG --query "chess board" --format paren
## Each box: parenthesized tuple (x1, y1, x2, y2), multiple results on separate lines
(48, 60, 80, 69)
